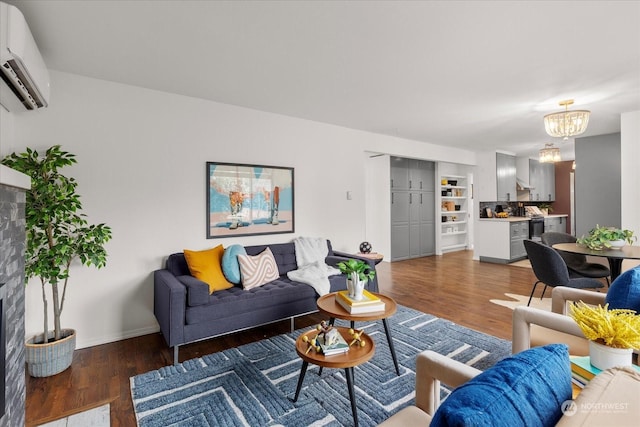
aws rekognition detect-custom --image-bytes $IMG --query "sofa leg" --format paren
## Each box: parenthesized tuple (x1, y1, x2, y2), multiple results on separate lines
(173, 345, 179, 365)
(290, 317, 295, 333)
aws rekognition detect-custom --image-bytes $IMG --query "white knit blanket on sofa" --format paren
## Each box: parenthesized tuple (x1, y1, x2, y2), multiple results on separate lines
(287, 237, 340, 296)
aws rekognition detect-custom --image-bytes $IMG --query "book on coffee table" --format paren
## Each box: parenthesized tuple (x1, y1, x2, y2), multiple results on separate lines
(319, 330, 350, 356)
(336, 290, 385, 314)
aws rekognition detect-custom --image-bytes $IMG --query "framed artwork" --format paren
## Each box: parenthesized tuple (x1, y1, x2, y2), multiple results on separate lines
(206, 162, 295, 238)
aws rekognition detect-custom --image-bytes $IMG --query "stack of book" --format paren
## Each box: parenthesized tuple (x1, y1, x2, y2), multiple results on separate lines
(319, 330, 350, 356)
(570, 356, 599, 389)
(336, 290, 385, 314)
(570, 355, 640, 388)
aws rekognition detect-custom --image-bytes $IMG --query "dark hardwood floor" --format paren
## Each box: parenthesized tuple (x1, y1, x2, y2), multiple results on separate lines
(25, 250, 540, 426)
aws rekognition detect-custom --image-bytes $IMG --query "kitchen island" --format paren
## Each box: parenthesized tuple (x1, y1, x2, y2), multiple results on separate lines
(475, 214, 568, 264)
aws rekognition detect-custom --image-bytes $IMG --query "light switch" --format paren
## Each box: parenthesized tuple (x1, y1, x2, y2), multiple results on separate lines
(346, 191, 352, 200)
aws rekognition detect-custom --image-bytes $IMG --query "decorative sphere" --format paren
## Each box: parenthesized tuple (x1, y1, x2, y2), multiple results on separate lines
(359, 241, 372, 253)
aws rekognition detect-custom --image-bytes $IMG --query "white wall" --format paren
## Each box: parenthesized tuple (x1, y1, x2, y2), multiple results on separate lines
(621, 111, 640, 271)
(2, 71, 476, 348)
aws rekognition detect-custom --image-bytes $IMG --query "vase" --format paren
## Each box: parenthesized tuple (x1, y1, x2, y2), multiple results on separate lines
(608, 240, 626, 250)
(353, 278, 366, 301)
(588, 340, 632, 371)
(25, 328, 76, 377)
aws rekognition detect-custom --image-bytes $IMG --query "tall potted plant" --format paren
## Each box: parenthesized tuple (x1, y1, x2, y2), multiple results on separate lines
(1, 145, 112, 377)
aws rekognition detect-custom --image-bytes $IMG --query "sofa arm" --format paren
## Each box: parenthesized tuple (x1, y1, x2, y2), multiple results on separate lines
(512, 306, 585, 354)
(551, 286, 607, 315)
(414, 350, 481, 415)
(327, 251, 379, 293)
(154, 269, 187, 348)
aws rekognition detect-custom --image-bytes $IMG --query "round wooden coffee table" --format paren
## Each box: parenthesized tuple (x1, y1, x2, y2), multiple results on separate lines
(316, 292, 400, 375)
(294, 326, 375, 426)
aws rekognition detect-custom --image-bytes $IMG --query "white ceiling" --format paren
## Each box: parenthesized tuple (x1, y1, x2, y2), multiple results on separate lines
(7, 0, 640, 160)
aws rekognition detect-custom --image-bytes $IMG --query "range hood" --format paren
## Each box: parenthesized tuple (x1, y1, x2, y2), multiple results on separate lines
(516, 178, 534, 190)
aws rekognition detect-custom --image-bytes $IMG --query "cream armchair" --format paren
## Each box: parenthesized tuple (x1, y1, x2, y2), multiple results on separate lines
(378, 350, 482, 425)
(513, 286, 606, 355)
(379, 286, 640, 426)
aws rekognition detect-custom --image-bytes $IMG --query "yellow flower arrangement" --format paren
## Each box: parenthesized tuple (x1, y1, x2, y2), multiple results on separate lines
(570, 302, 640, 349)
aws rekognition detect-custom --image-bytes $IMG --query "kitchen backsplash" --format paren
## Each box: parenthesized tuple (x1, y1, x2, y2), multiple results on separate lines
(479, 201, 553, 218)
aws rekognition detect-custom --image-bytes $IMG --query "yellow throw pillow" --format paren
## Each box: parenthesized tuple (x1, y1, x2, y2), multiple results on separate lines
(184, 245, 233, 294)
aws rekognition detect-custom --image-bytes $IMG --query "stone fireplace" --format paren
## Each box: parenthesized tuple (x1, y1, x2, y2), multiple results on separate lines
(0, 165, 29, 427)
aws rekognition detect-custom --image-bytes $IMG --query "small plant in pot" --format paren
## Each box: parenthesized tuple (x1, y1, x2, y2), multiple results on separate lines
(570, 301, 640, 370)
(1, 146, 112, 377)
(577, 224, 636, 250)
(337, 259, 376, 301)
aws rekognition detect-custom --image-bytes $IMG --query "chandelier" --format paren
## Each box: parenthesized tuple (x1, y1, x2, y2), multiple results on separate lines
(539, 143, 561, 163)
(543, 99, 590, 140)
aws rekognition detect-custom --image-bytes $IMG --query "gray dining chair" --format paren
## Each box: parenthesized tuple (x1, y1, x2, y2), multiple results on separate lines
(541, 232, 611, 286)
(523, 239, 604, 306)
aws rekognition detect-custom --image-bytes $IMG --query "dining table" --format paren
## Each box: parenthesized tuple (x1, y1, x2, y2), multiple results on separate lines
(552, 243, 640, 281)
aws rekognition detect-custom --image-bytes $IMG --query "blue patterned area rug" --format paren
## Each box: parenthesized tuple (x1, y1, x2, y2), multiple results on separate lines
(130, 305, 510, 426)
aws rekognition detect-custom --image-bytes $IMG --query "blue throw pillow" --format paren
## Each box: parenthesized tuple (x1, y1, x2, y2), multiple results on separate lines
(431, 344, 571, 427)
(222, 244, 247, 284)
(606, 266, 640, 312)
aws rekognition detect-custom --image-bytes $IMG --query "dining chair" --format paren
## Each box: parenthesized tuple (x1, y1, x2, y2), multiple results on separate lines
(541, 232, 611, 286)
(523, 239, 604, 306)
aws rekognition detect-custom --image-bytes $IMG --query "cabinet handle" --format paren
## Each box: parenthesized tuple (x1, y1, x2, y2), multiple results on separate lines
(410, 193, 412, 204)
(420, 194, 423, 204)
(391, 179, 394, 188)
(548, 194, 551, 201)
(420, 181, 423, 189)
(391, 193, 394, 204)
(409, 180, 412, 189)
(506, 192, 510, 201)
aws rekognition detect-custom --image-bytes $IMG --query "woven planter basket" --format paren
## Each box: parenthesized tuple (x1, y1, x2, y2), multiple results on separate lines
(25, 328, 76, 377)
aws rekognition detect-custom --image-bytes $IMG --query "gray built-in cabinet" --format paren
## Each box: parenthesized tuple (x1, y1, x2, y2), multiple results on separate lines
(390, 157, 435, 261)
(496, 152, 517, 202)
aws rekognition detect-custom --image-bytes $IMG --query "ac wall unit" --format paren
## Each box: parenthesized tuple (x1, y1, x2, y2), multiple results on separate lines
(0, 1, 50, 112)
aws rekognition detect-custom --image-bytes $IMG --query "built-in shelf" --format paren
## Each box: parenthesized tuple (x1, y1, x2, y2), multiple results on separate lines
(439, 174, 469, 253)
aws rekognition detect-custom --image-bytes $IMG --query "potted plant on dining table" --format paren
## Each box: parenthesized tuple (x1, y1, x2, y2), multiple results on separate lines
(577, 225, 636, 250)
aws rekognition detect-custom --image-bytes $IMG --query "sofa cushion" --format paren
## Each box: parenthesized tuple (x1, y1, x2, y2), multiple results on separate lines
(185, 277, 317, 325)
(183, 245, 233, 294)
(606, 266, 640, 312)
(222, 244, 246, 284)
(238, 247, 280, 290)
(431, 344, 571, 427)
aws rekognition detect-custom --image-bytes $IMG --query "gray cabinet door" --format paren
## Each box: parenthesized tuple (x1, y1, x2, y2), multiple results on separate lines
(410, 159, 435, 191)
(496, 153, 516, 201)
(391, 224, 410, 260)
(391, 191, 410, 224)
(390, 157, 409, 190)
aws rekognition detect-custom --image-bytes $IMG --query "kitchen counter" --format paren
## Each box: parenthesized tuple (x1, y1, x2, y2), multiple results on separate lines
(478, 214, 567, 222)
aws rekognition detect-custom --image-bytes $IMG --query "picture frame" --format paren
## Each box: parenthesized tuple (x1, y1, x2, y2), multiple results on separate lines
(206, 162, 295, 238)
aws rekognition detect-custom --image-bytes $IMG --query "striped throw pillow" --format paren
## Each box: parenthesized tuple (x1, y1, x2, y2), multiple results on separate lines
(237, 247, 280, 290)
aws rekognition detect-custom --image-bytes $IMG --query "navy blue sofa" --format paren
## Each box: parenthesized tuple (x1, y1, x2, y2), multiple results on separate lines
(154, 240, 379, 364)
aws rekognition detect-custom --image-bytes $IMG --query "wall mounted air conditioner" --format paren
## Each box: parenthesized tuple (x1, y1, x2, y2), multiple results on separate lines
(0, 2, 50, 112)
